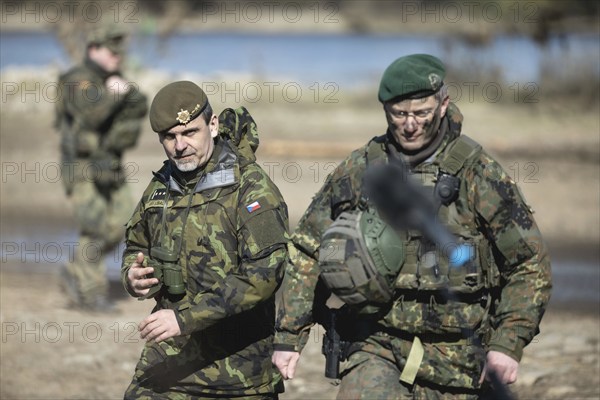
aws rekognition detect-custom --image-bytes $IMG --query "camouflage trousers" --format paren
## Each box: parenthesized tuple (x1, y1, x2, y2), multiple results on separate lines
(124, 337, 283, 400)
(124, 370, 280, 400)
(124, 385, 278, 400)
(337, 333, 487, 400)
(61, 179, 133, 307)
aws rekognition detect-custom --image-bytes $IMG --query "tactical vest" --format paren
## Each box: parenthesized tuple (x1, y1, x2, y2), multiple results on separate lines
(319, 135, 499, 314)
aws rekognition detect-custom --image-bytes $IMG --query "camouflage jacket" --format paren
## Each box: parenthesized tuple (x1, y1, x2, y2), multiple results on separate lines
(56, 58, 147, 188)
(121, 110, 289, 396)
(274, 103, 552, 376)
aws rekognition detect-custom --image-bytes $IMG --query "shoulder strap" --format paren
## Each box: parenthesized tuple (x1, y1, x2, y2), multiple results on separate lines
(438, 135, 482, 176)
(365, 135, 387, 166)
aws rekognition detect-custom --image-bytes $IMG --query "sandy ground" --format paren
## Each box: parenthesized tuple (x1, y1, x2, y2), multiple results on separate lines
(0, 269, 598, 400)
(1, 97, 599, 399)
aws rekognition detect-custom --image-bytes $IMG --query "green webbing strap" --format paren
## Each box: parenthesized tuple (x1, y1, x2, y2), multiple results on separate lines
(365, 136, 386, 166)
(399, 336, 424, 385)
(158, 181, 171, 248)
(439, 135, 481, 175)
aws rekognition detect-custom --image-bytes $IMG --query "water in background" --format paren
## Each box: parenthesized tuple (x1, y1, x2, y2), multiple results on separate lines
(1, 31, 599, 87)
(1, 31, 598, 307)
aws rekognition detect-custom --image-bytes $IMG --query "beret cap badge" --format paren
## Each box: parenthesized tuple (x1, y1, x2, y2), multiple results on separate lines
(175, 104, 201, 125)
(428, 73, 441, 91)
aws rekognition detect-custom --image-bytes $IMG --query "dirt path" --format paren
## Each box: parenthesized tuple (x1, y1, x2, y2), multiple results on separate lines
(0, 269, 598, 399)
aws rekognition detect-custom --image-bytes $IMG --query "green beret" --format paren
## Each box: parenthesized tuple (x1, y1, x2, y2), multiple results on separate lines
(87, 24, 126, 54)
(149, 81, 209, 133)
(378, 54, 446, 103)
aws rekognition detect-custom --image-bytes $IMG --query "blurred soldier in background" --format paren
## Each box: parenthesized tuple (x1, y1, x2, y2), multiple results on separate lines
(272, 54, 552, 399)
(121, 81, 288, 398)
(55, 25, 148, 312)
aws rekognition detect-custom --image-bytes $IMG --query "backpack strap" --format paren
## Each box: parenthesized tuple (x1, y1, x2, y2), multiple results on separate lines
(365, 135, 388, 165)
(218, 106, 259, 166)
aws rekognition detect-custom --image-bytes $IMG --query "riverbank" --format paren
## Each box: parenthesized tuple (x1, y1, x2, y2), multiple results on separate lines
(1, 68, 599, 399)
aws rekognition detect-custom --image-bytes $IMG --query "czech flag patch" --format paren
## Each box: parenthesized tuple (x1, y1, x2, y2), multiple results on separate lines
(246, 201, 261, 213)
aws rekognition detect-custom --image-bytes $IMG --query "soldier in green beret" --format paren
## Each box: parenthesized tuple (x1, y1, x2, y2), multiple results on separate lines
(272, 54, 552, 398)
(55, 24, 148, 312)
(121, 81, 289, 398)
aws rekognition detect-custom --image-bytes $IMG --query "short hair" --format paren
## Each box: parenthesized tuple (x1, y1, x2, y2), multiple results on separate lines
(200, 102, 213, 124)
(434, 83, 449, 103)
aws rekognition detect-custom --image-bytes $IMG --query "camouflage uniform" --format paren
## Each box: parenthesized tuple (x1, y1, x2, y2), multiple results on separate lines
(122, 107, 288, 398)
(56, 47, 148, 309)
(274, 102, 552, 399)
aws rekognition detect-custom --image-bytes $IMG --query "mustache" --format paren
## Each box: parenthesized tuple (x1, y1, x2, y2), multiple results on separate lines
(174, 151, 194, 159)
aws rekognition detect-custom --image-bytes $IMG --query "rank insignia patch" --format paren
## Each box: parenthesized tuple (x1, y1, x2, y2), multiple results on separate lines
(150, 188, 167, 201)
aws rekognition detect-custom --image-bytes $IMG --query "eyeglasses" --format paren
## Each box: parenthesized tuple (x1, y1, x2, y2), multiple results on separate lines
(390, 108, 435, 122)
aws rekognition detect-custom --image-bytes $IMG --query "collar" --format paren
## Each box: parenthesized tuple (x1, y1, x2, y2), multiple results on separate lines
(152, 138, 238, 194)
(84, 56, 117, 81)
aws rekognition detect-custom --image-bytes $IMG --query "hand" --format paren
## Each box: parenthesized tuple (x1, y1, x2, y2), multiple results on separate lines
(479, 350, 519, 385)
(126, 252, 159, 297)
(139, 309, 181, 343)
(272, 350, 301, 380)
(106, 75, 130, 96)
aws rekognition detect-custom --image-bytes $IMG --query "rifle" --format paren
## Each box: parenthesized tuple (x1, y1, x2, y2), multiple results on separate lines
(321, 307, 350, 379)
(363, 160, 514, 400)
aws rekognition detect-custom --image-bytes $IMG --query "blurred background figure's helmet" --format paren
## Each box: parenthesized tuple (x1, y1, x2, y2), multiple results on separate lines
(87, 24, 127, 54)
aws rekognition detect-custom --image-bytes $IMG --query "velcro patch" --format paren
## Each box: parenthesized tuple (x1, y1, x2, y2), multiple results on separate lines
(246, 201, 261, 213)
(146, 199, 173, 209)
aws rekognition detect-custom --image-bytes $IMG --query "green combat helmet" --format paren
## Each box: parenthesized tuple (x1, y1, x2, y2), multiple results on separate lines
(86, 24, 127, 54)
(319, 208, 405, 314)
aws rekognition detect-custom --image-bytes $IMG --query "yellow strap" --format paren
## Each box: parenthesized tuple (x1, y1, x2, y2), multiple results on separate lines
(399, 336, 424, 385)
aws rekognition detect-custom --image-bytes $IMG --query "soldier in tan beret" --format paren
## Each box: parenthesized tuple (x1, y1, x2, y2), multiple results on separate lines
(55, 24, 148, 312)
(121, 81, 289, 398)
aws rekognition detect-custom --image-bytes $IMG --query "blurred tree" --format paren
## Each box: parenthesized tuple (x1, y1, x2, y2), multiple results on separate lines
(46, 0, 598, 63)
(49, 0, 191, 63)
(50, 0, 141, 62)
